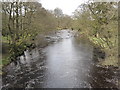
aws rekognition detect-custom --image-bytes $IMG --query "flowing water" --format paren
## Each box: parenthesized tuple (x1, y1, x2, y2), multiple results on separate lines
(2, 30, 119, 89)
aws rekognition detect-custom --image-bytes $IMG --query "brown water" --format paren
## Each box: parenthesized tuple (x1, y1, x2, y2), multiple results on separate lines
(2, 30, 119, 89)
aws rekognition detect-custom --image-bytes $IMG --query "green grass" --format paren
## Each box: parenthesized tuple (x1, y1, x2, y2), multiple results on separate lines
(0, 56, 11, 75)
(2, 36, 11, 67)
(2, 57, 10, 66)
(1, 54, 10, 67)
(88, 36, 118, 67)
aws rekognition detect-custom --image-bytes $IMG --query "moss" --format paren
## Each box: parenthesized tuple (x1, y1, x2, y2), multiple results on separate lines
(1, 57, 11, 67)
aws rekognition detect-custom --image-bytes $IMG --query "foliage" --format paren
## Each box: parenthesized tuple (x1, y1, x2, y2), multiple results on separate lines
(2, 1, 73, 66)
(72, 2, 118, 66)
(2, 1, 118, 67)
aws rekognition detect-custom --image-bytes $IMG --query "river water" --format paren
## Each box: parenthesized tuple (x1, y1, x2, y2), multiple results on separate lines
(2, 30, 119, 89)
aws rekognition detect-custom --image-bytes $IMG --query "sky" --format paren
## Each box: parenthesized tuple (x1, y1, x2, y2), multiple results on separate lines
(40, 0, 88, 15)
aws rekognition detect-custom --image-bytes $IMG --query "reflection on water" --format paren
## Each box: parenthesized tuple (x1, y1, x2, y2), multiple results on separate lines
(42, 34, 93, 88)
(2, 30, 118, 89)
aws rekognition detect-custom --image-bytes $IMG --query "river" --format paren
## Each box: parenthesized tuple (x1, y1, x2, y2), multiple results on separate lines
(2, 30, 119, 89)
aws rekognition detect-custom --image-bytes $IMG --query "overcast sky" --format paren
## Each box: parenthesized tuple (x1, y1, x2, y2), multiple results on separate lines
(40, 0, 88, 15)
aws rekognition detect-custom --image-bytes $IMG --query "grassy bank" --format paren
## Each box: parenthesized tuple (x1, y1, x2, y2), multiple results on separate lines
(75, 30, 118, 67)
(1, 37, 10, 67)
(89, 36, 118, 67)
(1, 36, 35, 68)
(1, 30, 60, 69)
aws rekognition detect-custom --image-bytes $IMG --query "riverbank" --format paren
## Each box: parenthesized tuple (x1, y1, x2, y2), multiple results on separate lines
(2, 30, 119, 89)
(2, 29, 118, 70)
(1, 37, 34, 69)
(1, 30, 67, 69)
(75, 30, 118, 67)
